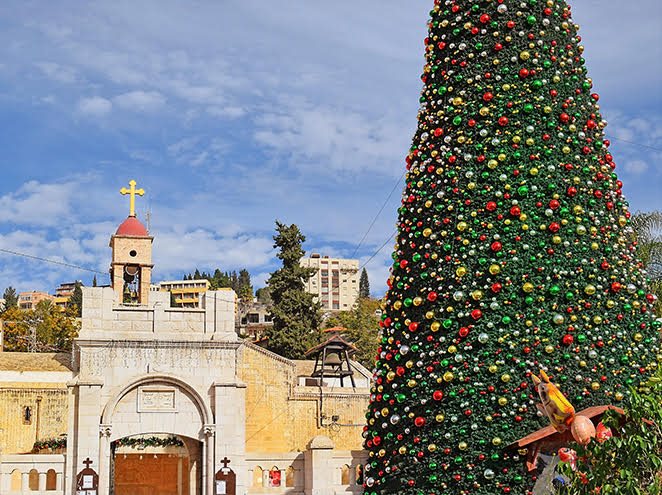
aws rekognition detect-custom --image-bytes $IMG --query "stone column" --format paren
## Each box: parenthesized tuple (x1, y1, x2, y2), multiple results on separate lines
(56, 472, 63, 491)
(304, 436, 335, 495)
(213, 381, 247, 493)
(203, 425, 215, 495)
(39, 471, 47, 491)
(98, 424, 112, 495)
(21, 471, 29, 491)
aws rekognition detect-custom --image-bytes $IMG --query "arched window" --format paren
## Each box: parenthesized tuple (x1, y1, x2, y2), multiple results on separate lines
(285, 466, 295, 488)
(341, 464, 350, 485)
(269, 466, 281, 487)
(46, 469, 57, 490)
(355, 464, 364, 485)
(10, 470, 21, 492)
(29, 469, 39, 490)
(23, 406, 32, 424)
(252, 466, 263, 487)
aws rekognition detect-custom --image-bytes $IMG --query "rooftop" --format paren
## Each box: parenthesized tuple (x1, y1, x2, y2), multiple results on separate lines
(0, 352, 74, 372)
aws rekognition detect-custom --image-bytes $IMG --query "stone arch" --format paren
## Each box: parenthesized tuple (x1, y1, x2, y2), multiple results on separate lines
(252, 466, 263, 487)
(341, 464, 350, 485)
(10, 469, 21, 491)
(28, 469, 39, 490)
(46, 469, 57, 490)
(101, 374, 212, 440)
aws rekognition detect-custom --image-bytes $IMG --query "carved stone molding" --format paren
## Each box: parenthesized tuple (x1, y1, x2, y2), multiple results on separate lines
(202, 424, 216, 437)
(99, 424, 112, 437)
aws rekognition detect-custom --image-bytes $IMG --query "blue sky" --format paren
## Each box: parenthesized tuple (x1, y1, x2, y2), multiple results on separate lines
(0, 1, 660, 296)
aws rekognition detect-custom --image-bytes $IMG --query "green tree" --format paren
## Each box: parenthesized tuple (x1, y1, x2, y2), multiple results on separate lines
(2, 286, 18, 311)
(557, 365, 662, 494)
(362, 2, 661, 494)
(237, 269, 253, 302)
(265, 221, 322, 359)
(324, 297, 381, 369)
(255, 287, 272, 305)
(359, 268, 371, 299)
(69, 282, 83, 317)
(1, 302, 79, 352)
(629, 211, 662, 316)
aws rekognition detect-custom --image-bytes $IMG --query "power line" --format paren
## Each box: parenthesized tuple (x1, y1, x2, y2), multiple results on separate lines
(0, 248, 105, 275)
(605, 134, 662, 153)
(350, 171, 406, 259)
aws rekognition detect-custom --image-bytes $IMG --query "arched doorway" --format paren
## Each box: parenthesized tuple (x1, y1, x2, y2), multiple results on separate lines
(110, 433, 201, 495)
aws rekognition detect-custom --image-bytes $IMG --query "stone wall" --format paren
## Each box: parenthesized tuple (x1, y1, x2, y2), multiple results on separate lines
(239, 344, 370, 454)
(0, 385, 68, 454)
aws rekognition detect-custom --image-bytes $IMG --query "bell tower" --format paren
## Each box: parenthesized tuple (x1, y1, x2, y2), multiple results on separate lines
(109, 180, 153, 305)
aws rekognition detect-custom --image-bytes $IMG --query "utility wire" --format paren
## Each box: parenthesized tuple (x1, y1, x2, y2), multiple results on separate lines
(0, 248, 105, 275)
(350, 171, 406, 259)
(605, 134, 662, 153)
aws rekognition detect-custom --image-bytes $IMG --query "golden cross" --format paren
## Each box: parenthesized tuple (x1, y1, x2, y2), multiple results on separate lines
(120, 180, 145, 217)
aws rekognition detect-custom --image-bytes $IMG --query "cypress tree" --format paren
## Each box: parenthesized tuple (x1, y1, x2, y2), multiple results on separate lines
(359, 267, 371, 298)
(265, 221, 322, 359)
(363, 2, 661, 494)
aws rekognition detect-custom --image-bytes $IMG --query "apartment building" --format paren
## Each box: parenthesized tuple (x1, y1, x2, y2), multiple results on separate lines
(159, 279, 210, 308)
(18, 291, 54, 310)
(300, 254, 359, 311)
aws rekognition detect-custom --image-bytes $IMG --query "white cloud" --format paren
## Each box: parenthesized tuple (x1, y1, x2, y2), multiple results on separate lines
(207, 106, 246, 119)
(0, 180, 78, 226)
(77, 96, 112, 116)
(623, 160, 649, 175)
(34, 61, 77, 83)
(254, 100, 409, 178)
(152, 230, 275, 275)
(114, 90, 165, 111)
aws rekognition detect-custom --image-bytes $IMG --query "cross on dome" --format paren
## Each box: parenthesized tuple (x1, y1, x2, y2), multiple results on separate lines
(120, 179, 144, 217)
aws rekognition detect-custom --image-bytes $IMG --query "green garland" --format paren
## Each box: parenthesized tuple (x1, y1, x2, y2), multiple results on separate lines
(33, 435, 67, 452)
(115, 435, 184, 448)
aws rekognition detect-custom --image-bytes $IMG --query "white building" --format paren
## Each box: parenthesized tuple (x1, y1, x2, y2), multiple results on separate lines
(300, 255, 359, 312)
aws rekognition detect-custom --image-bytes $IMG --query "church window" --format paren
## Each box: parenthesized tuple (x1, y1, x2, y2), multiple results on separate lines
(252, 466, 263, 487)
(10, 470, 21, 492)
(248, 313, 259, 324)
(285, 466, 295, 487)
(341, 464, 350, 485)
(46, 469, 57, 490)
(28, 469, 39, 490)
(268, 466, 281, 487)
(23, 406, 32, 424)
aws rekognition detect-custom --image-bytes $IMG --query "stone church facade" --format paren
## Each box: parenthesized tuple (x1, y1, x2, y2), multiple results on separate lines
(0, 203, 370, 495)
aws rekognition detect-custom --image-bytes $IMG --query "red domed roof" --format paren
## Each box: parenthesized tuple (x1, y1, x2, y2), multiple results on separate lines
(115, 216, 149, 236)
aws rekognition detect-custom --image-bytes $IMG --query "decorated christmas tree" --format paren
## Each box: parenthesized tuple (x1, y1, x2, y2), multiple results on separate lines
(363, 1, 661, 494)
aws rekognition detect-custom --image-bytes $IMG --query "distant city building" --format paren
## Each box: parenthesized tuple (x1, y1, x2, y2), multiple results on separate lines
(236, 300, 273, 339)
(159, 279, 210, 308)
(18, 291, 54, 310)
(53, 281, 82, 309)
(55, 282, 80, 298)
(300, 254, 359, 311)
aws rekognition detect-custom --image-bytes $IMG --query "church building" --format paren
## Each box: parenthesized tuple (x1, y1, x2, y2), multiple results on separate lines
(0, 181, 370, 495)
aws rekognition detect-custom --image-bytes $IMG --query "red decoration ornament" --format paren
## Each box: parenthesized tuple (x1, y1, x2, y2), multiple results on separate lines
(433, 390, 444, 401)
(414, 417, 426, 427)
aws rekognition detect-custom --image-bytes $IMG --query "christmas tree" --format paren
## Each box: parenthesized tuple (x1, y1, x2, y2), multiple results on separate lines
(363, 1, 661, 494)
